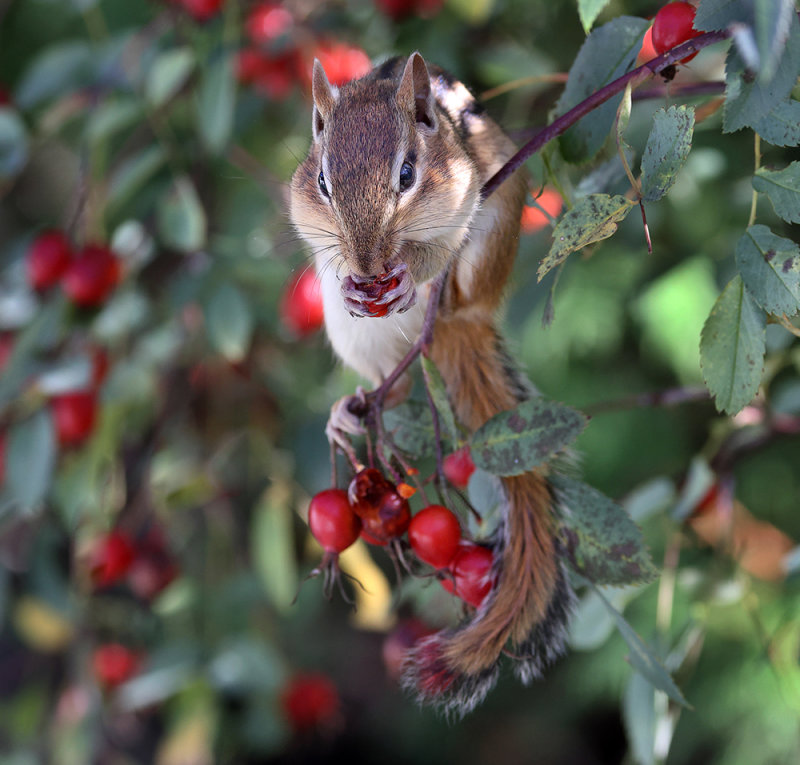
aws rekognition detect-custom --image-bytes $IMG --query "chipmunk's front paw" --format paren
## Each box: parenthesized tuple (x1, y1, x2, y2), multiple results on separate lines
(341, 263, 417, 318)
(325, 387, 369, 448)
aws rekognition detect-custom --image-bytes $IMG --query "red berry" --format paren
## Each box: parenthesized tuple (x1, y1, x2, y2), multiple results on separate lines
(520, 188, 563, 234)
(408, 505, 462, 569)
(360, 528, 388, 546)
(281, 269, 324, 336)
(308, 488, 361, 553)
(637, 25, 658, 64)
(88, 530, 136, 587)
(347, 468, 410, 542)
(246, 3, 293, 44)
(440, 542, 494, 608)
(651, 2, 702, 63)
(280, 672, 340, 732)
(374, 0, 443, 21)
(62, 244, 120, 307)
(304, 41, 371, 88)
(382, 618, 435, 680)
(51, 390, 97, 446)
(179, 0, 225, 21)
(92, 643, 141, 688)
(26, 230, 73, 291)
(442, 446, 476, 489)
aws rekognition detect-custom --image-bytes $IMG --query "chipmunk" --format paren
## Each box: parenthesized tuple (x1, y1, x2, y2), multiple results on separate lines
(290, 52, 574, 715)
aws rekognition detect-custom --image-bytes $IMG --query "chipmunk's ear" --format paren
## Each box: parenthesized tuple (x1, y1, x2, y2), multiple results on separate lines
(397, 52, 437, 131)
(311, 59, 337, 140)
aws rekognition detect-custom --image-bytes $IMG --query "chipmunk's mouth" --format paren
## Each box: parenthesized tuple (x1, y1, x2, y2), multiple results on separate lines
(341, 262, 417, 318)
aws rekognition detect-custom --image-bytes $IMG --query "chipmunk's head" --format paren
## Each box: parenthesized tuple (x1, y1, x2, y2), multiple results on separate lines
(290, 52, 482, 317)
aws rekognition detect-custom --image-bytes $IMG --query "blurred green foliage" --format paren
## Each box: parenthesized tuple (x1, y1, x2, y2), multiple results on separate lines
(1, 0, 799, 764)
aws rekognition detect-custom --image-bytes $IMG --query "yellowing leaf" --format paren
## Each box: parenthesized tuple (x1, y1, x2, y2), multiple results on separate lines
(13, 596, 74, 652)
(339, 541, 395, 632)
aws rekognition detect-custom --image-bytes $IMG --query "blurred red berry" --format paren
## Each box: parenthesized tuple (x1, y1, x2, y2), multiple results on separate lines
(52, 390, 98, 446)
(246, 3, 293, 44)
(652, 2, 702, 63)
(521, 188, 563, 233)
(637, 25, 658, 64)
(281, 269, 324, 336)
(89, 530, 136, 587)
(62, 244, 120, 308)
(442, 446, 475, 489)
(26, 230, 73, 291)
(382, 618, 436, 680)
(440, 542, 494, 608)
(305, 41, 371, 87)
(128, 526, 178, 600)
(375, 0, 443, 21)
(0, 333, 13, 373)
(280, 672, 341, 732)
(178, 0, 225, 22)
(0, 86, 11, 106)
(92, 643, 141, 688)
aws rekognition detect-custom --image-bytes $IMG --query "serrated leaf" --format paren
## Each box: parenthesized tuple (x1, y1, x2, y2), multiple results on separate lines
(735, 225, 800, 316)
(700, 275, 766, 414)
(157, 176, 207, 253)
(578, 0, 611, 33)
(538, 194, 634, 280)
(15, 40, 93, 109)
(589, 581, 690, 707)
(470, 398, 587, 477)
(752, 162, 800, 223)
(197, 53, 236, 154)
(556, 16, 650, 163)
(108, 145, 167, 214)
(555, 476, 658, 585)
(640, 106, 695, 202)
(0, 107, 29, 179)
(145, 47, 196, 108)
(754, 0, 795, 82)
(723, 11, 800, 133)
(421, 356, 459, 446)
(7, 410, 56, 514)
(751, 98, 800, 146)
(252, 485, 297, 612)
(383, 401, 436, 459)
(206, 283, 253, 362)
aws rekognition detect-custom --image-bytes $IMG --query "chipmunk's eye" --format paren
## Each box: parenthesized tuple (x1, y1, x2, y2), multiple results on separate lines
(399, 161, 415, 192)
(318, 170, 330, 198)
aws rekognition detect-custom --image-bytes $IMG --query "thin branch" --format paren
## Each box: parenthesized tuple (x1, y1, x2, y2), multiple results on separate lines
(584, 385, 710, 416)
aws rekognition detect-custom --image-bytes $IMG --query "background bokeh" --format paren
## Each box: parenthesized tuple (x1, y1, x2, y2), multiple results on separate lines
(1, 1, 799, 763)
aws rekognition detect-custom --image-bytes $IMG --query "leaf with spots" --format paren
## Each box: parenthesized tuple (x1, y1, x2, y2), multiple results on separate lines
(735, 225, 800, 316)
(470, 398, 587, 477)
(383, 401, 437, 459)
(640, 105, 695, 203)
(700, 275, 766, 415)
(751, 98, 800, 147)
(538, 194, 635, 281)
(752, 162, 800, 223)
(554, 476, 658, 586)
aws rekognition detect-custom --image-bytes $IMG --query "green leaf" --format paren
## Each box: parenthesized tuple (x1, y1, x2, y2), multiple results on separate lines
(538, 194, 634, 281)
(754, 0, 796, 82)
(383, 401, 436, 459)
(577, 0, 611, 34)
(640, 105, 695, 202)
(723, 11, 800, 133)
(447, 0, 495, 25)
(7, 410, 57, 514)
(252, 485, 297, 613)
(589, 580, 690, 707)
(752, 162, 800, 224)
(145, 47, 196, 108)
(555, 476, 658, 585)
(15, 40, 93, 109)
(735, 225, 800, 316)
(694, 0, 752, 31)
(0, 107, 29, 179)
(700, 275, 766, 414)
(623, 667, 657, 765)
(85, 98, 142, 144)
(107, 145, 167, 214)
(470, 398, 587, 477)
(751, 98, 800, 146)
(421, 356, 459, 446)
(157, 176, 207, 253)
(206, 283, 254, 362)
(197, 52, 236, 154)
(556, 16, 649, 163)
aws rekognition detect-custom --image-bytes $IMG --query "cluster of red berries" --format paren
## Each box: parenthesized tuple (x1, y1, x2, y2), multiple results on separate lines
(237, 3, 371, 99)
(308, 448, 492, 609)
(639, 2, 702, 65)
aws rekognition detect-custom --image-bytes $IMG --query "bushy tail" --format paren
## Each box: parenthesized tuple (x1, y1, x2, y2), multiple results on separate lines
(402, 313, 575, 715)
